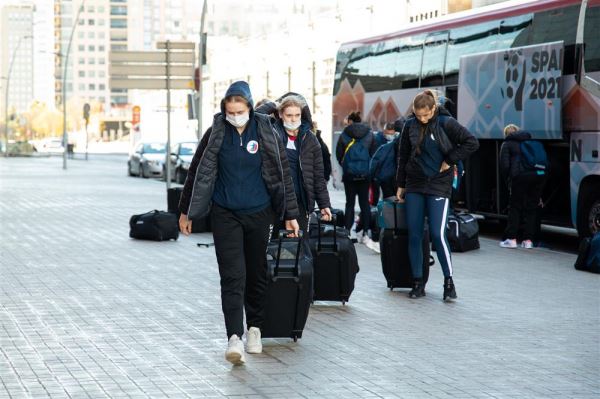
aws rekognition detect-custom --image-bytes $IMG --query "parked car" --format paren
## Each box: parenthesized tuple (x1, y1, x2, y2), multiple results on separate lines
(128, 142, 166, 178)
(164, 141, 197, 183)
(37, 138, 64, 153)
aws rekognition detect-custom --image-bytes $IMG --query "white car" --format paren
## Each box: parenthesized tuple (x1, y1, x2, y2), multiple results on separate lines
(128, 142, 166, 178)
(38, 138, 64, 153)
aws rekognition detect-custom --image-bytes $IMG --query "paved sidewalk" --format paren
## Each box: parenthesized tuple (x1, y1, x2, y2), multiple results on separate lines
(1, 156, 599, 399)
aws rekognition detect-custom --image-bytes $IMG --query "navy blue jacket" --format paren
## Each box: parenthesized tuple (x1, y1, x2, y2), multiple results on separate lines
(396, 107, 479, 198)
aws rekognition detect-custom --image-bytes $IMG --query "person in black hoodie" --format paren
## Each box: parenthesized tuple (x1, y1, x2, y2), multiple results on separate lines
(273, 94, 332, 231)
(499, 124, 546, 249)
(336, 111, 379, 252)
(396, 90, 479, 301)
(178, 81, 299, 365)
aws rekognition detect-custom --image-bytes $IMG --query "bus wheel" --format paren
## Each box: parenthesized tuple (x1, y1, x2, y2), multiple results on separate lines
(578, 186, 600, 237)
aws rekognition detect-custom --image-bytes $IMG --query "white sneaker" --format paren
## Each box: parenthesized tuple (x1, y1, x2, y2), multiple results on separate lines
(499, 239, 517, 248)
(356, 232, 364, 243)
(225, 334, 246, 365)
(521, 240, 533, 249)
(349, 229, 357, 241)
(246, 327, 262, 354)
(362, 236, 381, 253)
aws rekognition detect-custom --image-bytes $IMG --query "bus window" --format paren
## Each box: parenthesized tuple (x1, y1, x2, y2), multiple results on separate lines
(445, 21, 500, 85)
(420, 32, 448, 87)
(528, 5, 579, 74)
(395, 35, 425, 89)
(364, 39, 402, 91)
(337, 45, 372, 90)
(584, 4, 600, 73)
(498, 14, 533, 49)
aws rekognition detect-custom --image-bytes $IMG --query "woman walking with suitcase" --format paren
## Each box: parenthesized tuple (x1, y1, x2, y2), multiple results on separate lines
(177, 81, 300, 365)
(396, 90, 479, 300)
(273, 94, 332, 230)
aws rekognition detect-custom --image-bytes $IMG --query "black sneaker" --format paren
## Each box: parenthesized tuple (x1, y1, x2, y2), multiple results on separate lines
(408, 280, 425, 298)
(443, 277, 457, 301)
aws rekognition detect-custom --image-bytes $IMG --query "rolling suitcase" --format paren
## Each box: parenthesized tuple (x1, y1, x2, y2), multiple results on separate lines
(379, 202, 431, 290)
(167, 187, 211, 233)
(129, 210, 179, 241)
(356, 206, 380, 241)
(262, 231, 313, 341)
(308, 215, 359, 304)
(331, 208, 346, 228)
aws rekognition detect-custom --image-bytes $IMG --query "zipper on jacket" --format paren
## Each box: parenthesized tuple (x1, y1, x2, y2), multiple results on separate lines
(269, 121, 287, 220)
(298, 132, 311, 211)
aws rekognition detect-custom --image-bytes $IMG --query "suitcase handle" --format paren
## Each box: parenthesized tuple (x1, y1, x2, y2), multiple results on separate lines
(316, 214, 338, 251)
(275, 230, 304, 278)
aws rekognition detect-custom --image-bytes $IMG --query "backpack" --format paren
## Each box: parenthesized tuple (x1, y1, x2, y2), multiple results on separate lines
(341, 133, 372, 179)
(519, 140, 548, 175)
(369, 140, 397, 182)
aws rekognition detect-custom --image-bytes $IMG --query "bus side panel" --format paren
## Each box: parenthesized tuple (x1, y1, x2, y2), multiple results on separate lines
(570, 132, 600, 229)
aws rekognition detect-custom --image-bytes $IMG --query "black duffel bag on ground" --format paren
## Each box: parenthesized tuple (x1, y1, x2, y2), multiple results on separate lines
(129, 210, 179, 241)
(446, 212, 480, 252)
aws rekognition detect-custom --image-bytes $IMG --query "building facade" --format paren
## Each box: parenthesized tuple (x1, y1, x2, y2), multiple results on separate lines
(1, 3, 35, 114)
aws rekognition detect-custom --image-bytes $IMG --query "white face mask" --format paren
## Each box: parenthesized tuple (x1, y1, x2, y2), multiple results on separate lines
(283, 120, 301, 131)
(226, 113, 249, 128)
(384, 133, 398, 142)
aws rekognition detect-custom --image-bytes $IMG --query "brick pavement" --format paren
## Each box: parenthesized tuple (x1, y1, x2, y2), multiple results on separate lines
(1, 156, 599, 399)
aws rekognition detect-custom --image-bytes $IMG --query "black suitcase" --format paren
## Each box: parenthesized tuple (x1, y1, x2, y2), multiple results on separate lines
(446, 212, 480, 252)
(129, 210, 179, 241)
(356, 206, 380, 241)
(379, 202, 431, 290)
(308, 215, 359, 304)
(167, 187, 211, 233)
(263, 231, 313, 341)
(331, 208, 346, 228)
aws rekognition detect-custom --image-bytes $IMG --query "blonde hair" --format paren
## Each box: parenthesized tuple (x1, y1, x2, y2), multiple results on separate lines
(277, 95, 306, 113)
(504, 124, 520, 136)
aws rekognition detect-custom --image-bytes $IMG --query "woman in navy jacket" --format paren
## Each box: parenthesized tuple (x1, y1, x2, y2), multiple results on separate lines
(396, 90, 479, 301)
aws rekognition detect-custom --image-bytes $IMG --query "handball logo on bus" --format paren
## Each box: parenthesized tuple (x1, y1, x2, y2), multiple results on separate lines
(502, 50, 526, 112)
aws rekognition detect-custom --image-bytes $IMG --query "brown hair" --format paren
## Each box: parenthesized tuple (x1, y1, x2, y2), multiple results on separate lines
(412, 89, 437, 111)
(413, 90, 438, 154)
(224, 95, 249, 106)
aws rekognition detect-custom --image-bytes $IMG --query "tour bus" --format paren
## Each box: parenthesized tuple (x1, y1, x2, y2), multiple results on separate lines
(332, 0, 600, 237)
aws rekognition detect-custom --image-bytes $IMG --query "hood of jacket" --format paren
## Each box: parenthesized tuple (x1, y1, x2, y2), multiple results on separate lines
(505, 130, 532, 142)
(276, 92, 313, 126)
(220, 81, 254, 114)
(342, 122, 371, 139)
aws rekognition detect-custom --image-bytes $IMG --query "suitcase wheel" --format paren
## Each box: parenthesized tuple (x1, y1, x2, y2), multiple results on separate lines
(342, 300, 346, 306)
(293, 336, 298, 342)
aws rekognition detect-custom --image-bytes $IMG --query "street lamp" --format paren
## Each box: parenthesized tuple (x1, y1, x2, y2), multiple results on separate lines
(3, 34, 33, 157)
(61, 0, 86, 170)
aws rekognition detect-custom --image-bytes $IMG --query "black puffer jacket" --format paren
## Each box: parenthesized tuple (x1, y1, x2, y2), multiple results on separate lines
(274, 121, 331, 212)
(396, 107, 479, 198)
(335, 123, 377, 182)
(499, 130, 534, 184)
(257, 92, 331, 210)
(178, 82, 299, 221)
